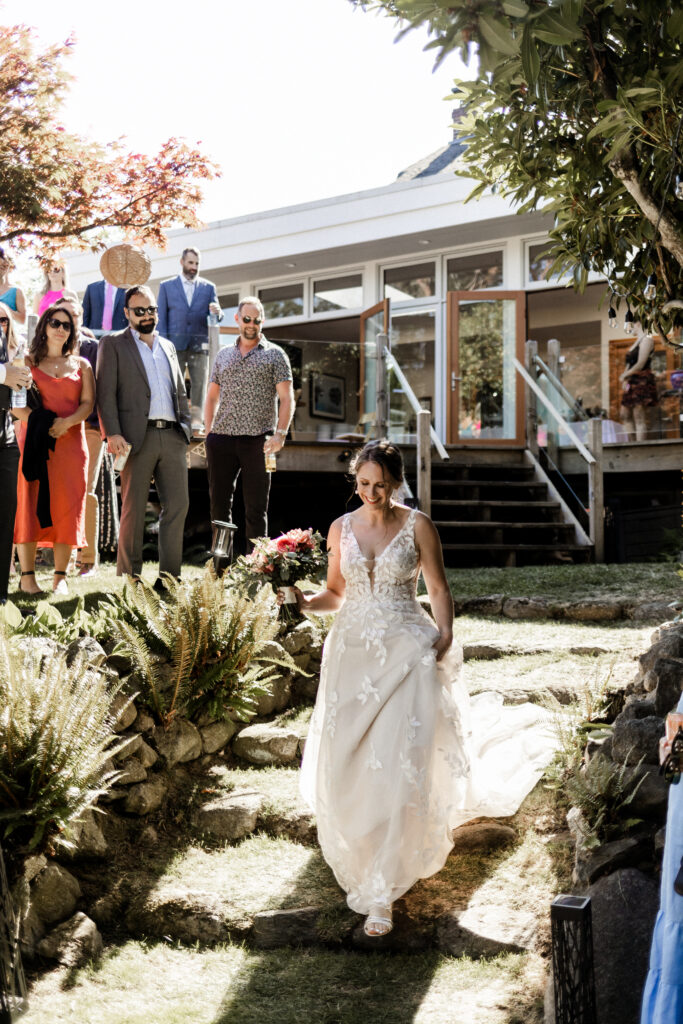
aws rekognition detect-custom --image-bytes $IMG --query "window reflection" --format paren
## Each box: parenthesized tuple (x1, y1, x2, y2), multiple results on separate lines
(258, 282, 304, 320)
(447, 251, 503, 291)
(388, 309, 435, 442)
(384, 262, 436, 301)
(313, 274, 363, 313)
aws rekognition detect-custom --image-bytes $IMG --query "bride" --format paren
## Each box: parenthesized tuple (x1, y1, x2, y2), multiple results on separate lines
(291, 439, 555, 938)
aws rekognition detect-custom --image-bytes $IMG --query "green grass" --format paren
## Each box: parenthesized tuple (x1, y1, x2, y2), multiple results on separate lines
(445, 562, 681, 603)
(455, 615, 653, 652)
(23, 941, 544, 1024)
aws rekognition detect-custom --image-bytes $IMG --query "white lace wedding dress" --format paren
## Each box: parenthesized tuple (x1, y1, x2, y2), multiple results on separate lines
(299, 509, 556, 915)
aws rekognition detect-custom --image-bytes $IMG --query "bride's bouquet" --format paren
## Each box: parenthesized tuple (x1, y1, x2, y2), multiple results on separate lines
(229, 528, 327, 619)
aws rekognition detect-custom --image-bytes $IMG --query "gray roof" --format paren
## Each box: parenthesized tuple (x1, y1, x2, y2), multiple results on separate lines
(396, 106, 468, 181)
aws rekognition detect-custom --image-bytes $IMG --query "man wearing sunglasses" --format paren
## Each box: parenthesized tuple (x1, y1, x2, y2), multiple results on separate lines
(97, 285, 192, 587)
(204, 296, 293, 553)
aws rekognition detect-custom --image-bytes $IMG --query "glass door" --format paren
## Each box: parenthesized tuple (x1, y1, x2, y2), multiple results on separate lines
(446, 291, 525, 445)
(359, 299, 390, 433)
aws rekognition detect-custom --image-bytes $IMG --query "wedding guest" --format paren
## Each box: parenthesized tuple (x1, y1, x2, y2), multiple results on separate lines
(82, 279, 127, 333)
(204, 297, 293, 551)
(0, 248, 27, 326)
(620, 321, 657, 442)
(0, 302, 31, 603)
(55, 295, 103, 576)
(33, 258, 70, 317)
(13, 305, 94, 595)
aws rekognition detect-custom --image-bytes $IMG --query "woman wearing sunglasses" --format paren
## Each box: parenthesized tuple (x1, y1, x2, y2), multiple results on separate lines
(12, 305, 94, 595)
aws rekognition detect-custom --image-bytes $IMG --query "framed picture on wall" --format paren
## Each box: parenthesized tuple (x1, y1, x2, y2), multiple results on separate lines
(310, 372, 346, 421)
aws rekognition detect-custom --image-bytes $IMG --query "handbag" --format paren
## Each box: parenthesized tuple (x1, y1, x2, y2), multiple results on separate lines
(26, 380, 42, 411)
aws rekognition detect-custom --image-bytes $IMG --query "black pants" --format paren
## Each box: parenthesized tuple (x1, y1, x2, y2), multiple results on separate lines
(0, 442, 19, 600)
(206, 433, 270, 551)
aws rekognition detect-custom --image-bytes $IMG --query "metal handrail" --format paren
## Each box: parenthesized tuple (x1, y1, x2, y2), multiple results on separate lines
(383, 345, 449, 461)
(514, 358, 595, 466)
(533, 355, 589, 420)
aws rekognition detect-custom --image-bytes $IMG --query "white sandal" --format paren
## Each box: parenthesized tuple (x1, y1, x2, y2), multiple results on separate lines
(364, 904, 393, 937)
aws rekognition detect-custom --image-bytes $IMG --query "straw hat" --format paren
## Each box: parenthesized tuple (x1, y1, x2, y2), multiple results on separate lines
(99, 244, 151, 288)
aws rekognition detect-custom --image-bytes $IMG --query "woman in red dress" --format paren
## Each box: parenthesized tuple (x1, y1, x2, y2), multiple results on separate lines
(13, 305, 95, 595)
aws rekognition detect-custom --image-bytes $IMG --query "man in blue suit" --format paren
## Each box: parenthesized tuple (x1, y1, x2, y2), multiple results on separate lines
(82, 279, 127, 332)
(157, 247, 222, 431)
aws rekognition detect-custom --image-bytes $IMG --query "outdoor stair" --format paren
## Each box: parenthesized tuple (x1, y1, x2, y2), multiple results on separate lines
(429, 452, 593, 568)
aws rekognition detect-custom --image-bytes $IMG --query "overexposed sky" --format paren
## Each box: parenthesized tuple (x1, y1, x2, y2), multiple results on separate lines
(3, 0, 472, 224)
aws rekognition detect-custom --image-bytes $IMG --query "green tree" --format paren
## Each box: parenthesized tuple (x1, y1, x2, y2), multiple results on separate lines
(0, 23, 219, 255)
(353, 0, 683, 333)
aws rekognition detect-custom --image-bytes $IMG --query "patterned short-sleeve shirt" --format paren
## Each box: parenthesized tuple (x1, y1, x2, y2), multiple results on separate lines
(210, 335, 293, 436)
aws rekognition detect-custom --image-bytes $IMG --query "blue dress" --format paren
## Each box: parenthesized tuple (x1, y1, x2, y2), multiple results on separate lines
(641, 693, 683, 1024)
(0, 286, 18, 310)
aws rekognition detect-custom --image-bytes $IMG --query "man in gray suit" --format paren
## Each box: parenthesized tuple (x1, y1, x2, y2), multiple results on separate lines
(97, 285, 192, 586)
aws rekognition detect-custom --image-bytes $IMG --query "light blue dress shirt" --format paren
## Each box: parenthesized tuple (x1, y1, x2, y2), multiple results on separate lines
(131, 329, 176, 422)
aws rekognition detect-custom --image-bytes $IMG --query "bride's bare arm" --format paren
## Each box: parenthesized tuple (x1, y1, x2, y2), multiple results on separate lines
(295, 518, 345, 613)
(415, 512, 453, 661)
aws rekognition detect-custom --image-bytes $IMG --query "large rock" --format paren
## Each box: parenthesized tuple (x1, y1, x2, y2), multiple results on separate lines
(624, 765, 669, 819)
(251, 907, 320, 949)
(114, 732, 143, 760)
(292, 673, 320, 700)
(462, 594, 504, 616)
(117, 756, 148, 786)
(281, 620, 318, 656)
(200, 718, 239, 754)
(612, 713, 664, 765)
(37, 912, 103, 966)
(462, 643, 510, 661)
(255, 674, 293, 716)
(66, 636, 107, 669)
(502, 597, 550, 620)
(436, 904, 536, 957)
(153, 719, 202, 766)
(450, 820, 516, 853)
(563, 600, 622, 622)
(63, 809, 107, 859)
(123, 777, 168, 815)
(193, 791, 263, 841)
(632, 602, 677, 623)
(125, 888, 241, 946)
(232, 722, 300, 765)
(573, 835, 652, 887)
(137, 739, 159, 768)
(31, 863, 81, 926)
(132, 709, 156, 734)
(649, 656, 683, 716)
(587, 869, 659, 1024)
(110, 692, 137, 732)
(639, 626, 683, 675)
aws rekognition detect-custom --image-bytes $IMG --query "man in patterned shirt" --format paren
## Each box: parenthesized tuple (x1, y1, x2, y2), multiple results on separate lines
(204, 297, 293, 550)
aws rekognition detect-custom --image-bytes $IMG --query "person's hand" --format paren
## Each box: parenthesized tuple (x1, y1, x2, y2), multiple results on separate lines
(264, 434, 284, 455)
(276, 586, 305, 611)
(433, 631, 453, 662)
(108, 434, 129, 456)
(4, 363, 31, 391)
(209, 302, 221, 317)
(48, 417, 70, 439)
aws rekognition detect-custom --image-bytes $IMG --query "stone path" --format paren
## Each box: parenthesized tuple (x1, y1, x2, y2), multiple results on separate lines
(21, 613, 661, 1024)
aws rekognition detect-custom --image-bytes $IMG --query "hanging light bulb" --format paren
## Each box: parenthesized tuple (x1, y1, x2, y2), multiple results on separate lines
(644, 273, 657, 301)
(676, 174, 683, 201)
(624, 305, 635, 334)
(608, 294, 617, 328)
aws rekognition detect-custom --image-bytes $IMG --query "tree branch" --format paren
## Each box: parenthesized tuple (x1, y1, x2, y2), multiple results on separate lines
(609, 152, 683, 268)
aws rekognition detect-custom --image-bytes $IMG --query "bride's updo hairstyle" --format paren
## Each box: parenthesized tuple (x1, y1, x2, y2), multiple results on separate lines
(350, 439, 404, 489)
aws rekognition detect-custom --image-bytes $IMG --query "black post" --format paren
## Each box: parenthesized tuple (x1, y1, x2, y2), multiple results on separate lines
(551, 895, 597, 1024)
(0, 841, 27, 1023)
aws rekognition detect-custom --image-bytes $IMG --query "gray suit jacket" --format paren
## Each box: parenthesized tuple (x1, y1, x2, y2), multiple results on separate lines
(96, 328, 192, 453)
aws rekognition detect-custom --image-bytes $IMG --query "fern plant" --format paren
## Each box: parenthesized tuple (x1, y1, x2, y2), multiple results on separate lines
(0, 629, 128, 856)
(565, 753, 646, 850)
(105, 568, 296, 726)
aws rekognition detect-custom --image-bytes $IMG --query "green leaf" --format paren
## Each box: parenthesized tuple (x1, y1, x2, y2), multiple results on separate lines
(0, 602, 22, 629)
(521, 24, 540, 84)
(502, 0, 528, 17)
(34, 600, 63, 627)
(478, 13, 519, 55)
(533, 11, 583, 45)
(667, 7, 683, 39)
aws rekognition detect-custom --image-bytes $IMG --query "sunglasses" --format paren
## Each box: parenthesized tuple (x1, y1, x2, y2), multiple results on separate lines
(241, 316, 263, 324)
(47, 318, 71, 331)
(130, 306, 157, 317)
(0, 317, 9, 326)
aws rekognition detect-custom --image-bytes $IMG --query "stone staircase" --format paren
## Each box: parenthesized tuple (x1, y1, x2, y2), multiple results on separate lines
(429, 449, 593, 568)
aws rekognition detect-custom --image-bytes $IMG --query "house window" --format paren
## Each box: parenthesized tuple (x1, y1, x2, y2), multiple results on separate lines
(388, 308, 436, 442)
(383, 262, 436, 302)
(258, 282, 304, 320)
(447, 251, 503, 291)
(528, 242, 561, 283)
(218, 291, 240, 322)
(313, 274, 363, 313)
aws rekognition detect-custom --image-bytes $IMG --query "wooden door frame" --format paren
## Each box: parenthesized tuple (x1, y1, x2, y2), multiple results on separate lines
(446, 290, 526, 446)
(359, 299, 390, 418)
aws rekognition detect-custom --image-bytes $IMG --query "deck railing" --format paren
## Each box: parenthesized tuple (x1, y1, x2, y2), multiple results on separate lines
(518, 339, 604, 561)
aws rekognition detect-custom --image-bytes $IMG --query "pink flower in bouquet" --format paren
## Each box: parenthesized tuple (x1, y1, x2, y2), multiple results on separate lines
(276, 535, 299, 553)
(275, 527, 315, 552)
